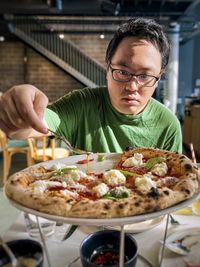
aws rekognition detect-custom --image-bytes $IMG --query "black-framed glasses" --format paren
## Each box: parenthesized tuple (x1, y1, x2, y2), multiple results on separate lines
(109, 65, 160, 87)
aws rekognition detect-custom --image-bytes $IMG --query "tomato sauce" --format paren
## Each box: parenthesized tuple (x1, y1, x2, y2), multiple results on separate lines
(78, 191, 97, 201)
(48, 186, 66, 191)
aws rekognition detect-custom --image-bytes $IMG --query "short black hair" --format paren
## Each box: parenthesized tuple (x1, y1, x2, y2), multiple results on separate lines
(106, 17, 170, 70)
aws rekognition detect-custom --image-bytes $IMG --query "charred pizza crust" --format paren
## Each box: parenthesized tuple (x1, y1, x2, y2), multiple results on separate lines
(5, 148, 200, 218)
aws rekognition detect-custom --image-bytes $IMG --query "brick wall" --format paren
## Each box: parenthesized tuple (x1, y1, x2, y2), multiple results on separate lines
(0, 42, 25, 90)
(0, 33, 111, 102)
(25, 47, 84, 102)
(66, 34, 110, 66)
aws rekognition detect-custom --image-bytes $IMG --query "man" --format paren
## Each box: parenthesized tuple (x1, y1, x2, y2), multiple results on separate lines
(0, 18, 182, 153)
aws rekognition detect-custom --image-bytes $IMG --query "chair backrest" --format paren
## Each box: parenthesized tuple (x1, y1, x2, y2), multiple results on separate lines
(28, 136, 55, 161)
(0, 130, 31, 183)
(0, 130, 29, 150)
(0, 130, 7, 151)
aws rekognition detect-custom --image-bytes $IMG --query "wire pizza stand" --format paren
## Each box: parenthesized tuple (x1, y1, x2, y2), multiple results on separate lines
(7, 193, 199, 267)
(4, 154, 200, 267)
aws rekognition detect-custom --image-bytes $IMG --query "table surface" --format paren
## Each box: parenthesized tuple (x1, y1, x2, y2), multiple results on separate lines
(2, 212, 200, 267)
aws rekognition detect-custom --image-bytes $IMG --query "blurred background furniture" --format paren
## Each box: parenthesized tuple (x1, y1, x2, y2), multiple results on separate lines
(183, 104, 200, 156)
(0, 130, 31, 184)
(27, 135, 70, 165)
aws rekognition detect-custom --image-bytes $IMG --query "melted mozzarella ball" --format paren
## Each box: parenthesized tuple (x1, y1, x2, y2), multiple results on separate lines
(61, 189, 79, 198)
(110, 186, 130, 198)
(31, 180, 62, 194)
(103, 169, 126, 186)
(135, 174, 157, 192)
(92, 183, 109, 197)
(69, 183, 87, 192)
(48, 163, 76, 171)
(50, 176, 76, 185)
(66, 170, 88, 181)
(122, 153, 144, 167)
(151, 162, 168, 177)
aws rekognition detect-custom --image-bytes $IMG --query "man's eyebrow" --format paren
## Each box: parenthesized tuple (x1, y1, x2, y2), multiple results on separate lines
(112, 61, 128, 67)
(112, 61, 156, 73)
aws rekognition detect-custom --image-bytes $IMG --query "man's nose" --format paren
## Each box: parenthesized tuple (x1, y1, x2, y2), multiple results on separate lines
(126, 77, 139, 91)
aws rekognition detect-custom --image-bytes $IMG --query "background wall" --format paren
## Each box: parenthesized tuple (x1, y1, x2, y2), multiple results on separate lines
(0, 41, 84, 102)
(0, 32, 199, 106)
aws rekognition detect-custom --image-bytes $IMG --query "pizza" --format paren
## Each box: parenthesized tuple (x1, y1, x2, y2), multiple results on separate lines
(5, 147, 200, 218)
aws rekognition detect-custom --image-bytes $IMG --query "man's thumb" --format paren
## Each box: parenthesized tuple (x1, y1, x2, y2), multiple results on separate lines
(33, 92, 49, 130)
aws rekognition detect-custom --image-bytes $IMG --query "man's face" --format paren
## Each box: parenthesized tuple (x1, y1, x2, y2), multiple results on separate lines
(107, 37, 162, 115)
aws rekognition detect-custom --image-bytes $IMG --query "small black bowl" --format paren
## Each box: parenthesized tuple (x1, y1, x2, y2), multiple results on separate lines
(80, 230, 138, 267)
(0, 239, 43, 267)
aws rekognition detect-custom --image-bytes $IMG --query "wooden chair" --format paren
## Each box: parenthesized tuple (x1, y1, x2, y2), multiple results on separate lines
(27, 135, 70, 165)
(0, 130, 31, 184)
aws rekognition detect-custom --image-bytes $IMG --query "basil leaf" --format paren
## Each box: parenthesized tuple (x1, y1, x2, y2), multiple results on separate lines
(97, 154, 105, 162)
(102, 194, 117, 200)
(119, 170, 142, 177)
(145, 157, 166, 170)
(52, 167, 78, 176)
(103, 189, 129, 199)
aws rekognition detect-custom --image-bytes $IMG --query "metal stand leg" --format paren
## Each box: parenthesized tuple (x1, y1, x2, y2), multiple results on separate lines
(159, 214, 170, 267)
(36, 216, 52, 267)
(119, 225, 125, 267)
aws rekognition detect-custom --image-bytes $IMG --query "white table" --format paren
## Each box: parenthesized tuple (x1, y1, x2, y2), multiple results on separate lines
(2, 212, 200, 267)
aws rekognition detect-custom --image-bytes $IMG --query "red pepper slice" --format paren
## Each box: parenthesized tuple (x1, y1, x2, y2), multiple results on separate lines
(76, 158, 94, 164)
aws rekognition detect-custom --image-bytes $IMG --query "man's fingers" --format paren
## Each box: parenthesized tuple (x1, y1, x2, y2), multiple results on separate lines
(0, 84, 49, 135)
(33, 91, 49, 120)
(14, 86, 49, 133)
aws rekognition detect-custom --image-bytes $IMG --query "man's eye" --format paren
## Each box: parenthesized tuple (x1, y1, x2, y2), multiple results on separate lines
(118, 70, 129, 76)
(139, 74, 149, 79)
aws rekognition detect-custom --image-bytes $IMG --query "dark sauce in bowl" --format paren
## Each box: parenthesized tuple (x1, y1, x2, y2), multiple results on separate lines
(91, 249, 128, 265)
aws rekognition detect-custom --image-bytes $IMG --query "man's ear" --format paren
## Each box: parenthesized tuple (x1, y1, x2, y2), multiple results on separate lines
(106, 72, 108, 81)
(106, 66, 110, 80)
(159, 69, 166, 80)
(160, 69, 166, 77)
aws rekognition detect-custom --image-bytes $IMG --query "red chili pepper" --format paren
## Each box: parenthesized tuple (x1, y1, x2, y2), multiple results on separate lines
(76, 158, 94, 164)
(91, 251, 119, 265)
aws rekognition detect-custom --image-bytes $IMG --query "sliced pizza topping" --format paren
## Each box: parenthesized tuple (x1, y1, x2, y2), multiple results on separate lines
(50, 176, 76, 185)
(151, 162, 168, 177)
(122, 153, 144, 167)
(66, 170, 88, 181)
(103, 169, 126, 186)
(31, 180, 62, 194)
(53, 168, 89, 182)
(108, 186, 130, 199)
(135, 173, 157, 192)
(61, 189, 79, 198)
(119, 169, 142, 177)
(68, 183, 87, 192)
(92, 183, 109, 197)
(97, 154, 106, 162)
(51, 165, 78, 177)
(144, 157, 166, 170)
(47, 163, 76, 171)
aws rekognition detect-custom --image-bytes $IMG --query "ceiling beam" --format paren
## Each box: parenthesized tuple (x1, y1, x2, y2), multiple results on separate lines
(134, 0, 139, 6)
(161, 0, 167, 7)
(181, 26, 200, 44)
(183, 0, 200, 14)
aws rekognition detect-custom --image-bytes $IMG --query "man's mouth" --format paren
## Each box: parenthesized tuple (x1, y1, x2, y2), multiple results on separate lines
(122, 95, 139, 102)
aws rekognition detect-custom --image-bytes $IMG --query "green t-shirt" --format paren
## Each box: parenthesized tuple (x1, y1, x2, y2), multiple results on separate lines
(45, 86, 182, 153)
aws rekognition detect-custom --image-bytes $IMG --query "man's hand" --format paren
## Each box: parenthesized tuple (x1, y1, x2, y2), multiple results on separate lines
(0, 84, 49, 137)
